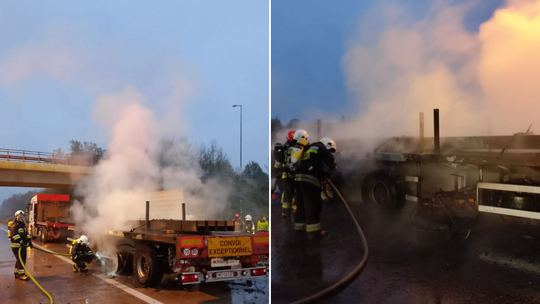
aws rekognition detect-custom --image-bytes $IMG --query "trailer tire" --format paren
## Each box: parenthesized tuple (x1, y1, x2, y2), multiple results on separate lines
(132, 246, 163, 287)
(361, 170, 407, 211)
(41, 228, 48, 243)
(117, 251, 133, 275)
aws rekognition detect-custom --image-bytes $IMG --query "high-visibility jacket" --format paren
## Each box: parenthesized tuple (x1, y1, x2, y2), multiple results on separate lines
(257, 220, 269, 232)
(9, 221, 31, 248)
(70, 240, 93, 260)
(294, 142, 336, 189)
(244, 221, 255, 234)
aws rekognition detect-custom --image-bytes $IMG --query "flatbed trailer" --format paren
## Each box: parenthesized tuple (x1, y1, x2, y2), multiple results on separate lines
(359, 109, 540, 236)
(106, 206, 269, 287)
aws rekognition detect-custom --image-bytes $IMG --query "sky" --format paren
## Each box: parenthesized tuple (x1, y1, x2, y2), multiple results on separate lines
(0, 1, 269, 202)
(271, 0, 505, 124)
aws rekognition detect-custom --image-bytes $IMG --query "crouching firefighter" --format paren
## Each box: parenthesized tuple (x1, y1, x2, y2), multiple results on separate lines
(294, 137, 337, 240)
(70, 235, 95, 272)
(9, 210, 32, 280)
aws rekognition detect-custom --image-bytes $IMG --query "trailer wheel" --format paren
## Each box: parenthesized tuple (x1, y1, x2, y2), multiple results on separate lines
(117, 251, 133, 275)
(41, 228, 48, 243)
(132, 246, 163, 287)
(361, 170, 407, 211)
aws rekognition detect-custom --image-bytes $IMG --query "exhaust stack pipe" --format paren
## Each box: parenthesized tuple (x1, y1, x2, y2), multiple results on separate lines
(145, 201, 150, 232)
(434, 109, 440, 155)
(182, 203, 186, 221)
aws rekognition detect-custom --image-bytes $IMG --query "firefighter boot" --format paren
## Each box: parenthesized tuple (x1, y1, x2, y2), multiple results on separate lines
(19, 274, 29, 281)
(73, 264, 79, 272)
(307, 230, 327, 241)
(14, 270, 19, 279)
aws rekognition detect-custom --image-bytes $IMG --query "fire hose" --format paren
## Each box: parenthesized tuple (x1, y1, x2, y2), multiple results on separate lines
(290, 180, 369, 304)
(18, 246, 54, 304)
(16, 245, 72, 304)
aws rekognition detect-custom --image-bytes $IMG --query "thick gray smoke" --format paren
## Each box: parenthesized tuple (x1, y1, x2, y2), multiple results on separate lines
(341, 0, 540, 140)
(71, 87, 230, 269)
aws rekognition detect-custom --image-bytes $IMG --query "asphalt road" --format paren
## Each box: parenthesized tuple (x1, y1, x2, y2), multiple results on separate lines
(0, 225, 268, 304)
(271, 191, 540, 304)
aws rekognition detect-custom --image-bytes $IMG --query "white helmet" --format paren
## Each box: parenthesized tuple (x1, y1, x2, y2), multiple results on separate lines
(293, 129, 309, 141)
(78, 235, 89, 245)
(320, 137, 337, 153)
(14, 210, 25, 221)
(245, 214, 252, 221)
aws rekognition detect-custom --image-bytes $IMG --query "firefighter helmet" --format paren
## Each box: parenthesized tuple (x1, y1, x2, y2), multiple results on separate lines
(14, 210, 25, 222)
(287, 130, 296, 141)
(293, 129, 309, 141)
(78, 235, 89, 245)
(235, 213, 240, 219)
(245, 214, 252, 221)
(320, 137, 337, 153)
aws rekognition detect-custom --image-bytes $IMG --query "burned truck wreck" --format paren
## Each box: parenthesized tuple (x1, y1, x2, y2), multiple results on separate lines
(356, 109, 540, 239)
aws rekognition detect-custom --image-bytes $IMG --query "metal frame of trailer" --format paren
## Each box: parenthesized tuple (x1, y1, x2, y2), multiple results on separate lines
(364, 109, 540, 221)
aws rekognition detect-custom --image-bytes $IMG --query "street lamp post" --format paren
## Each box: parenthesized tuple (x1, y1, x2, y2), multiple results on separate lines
(233, 104, 242, 177)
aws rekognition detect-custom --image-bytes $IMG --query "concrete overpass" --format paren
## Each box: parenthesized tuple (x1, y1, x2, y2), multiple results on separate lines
(0, 148, 93, 188)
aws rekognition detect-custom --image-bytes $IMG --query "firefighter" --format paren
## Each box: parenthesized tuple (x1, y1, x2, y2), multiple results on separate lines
(9, 210, 32, 280)
(70, 235, 95, 272)
(272, 130, 295, 195)
(282, 129, 309, 220)
(244, 215, 255, 234)
(257, 216, 269, 233)
(294, 137, 337, 240)
(234, 213, 242, 232)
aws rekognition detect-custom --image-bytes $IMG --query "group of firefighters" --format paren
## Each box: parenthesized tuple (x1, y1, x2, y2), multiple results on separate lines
(273, 129, 337, 240)
(234, 213, 269, 234)
(7, 210, 95, 280)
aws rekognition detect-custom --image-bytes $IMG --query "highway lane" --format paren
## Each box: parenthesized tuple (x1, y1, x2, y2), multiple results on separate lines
(271, 194, 540, 304)
(0, 225, 268, 304)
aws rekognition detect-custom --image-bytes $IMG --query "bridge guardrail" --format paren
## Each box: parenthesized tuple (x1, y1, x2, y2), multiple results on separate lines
(0, 148, 93, 167)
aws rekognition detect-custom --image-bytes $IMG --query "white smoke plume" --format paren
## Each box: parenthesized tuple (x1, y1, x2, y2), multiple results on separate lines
(71, 86, 229, 269)
(336, 0, 540, 142)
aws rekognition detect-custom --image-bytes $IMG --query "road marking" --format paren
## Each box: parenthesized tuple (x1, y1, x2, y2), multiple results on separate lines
(479, 252, 540, 275)
(0, 225, 164, 304)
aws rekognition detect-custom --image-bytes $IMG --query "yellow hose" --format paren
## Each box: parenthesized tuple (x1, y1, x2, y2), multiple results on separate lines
(34, 246, 72, 256)
(18, 246, 54, 304)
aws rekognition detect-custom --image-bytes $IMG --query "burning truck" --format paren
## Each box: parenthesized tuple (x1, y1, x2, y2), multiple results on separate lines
(103, 190, 269, 287)
(350, 109, 540, 239)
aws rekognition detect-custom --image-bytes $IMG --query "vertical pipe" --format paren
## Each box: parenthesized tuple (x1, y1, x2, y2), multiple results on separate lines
(317, 119, 322, 141)
(182, 203, 186, 221)
(240, 106, 242, 177)
(434, 109, 440, 155)
(145, 201, 150, 232)
(419, 112, 424, 153)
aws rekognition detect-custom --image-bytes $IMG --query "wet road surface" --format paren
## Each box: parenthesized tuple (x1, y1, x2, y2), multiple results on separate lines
(271, 192, 540, 304)
(0, 224, 268, 304)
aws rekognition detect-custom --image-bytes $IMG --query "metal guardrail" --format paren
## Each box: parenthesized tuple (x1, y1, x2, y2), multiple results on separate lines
(0, 148, 94, 167)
